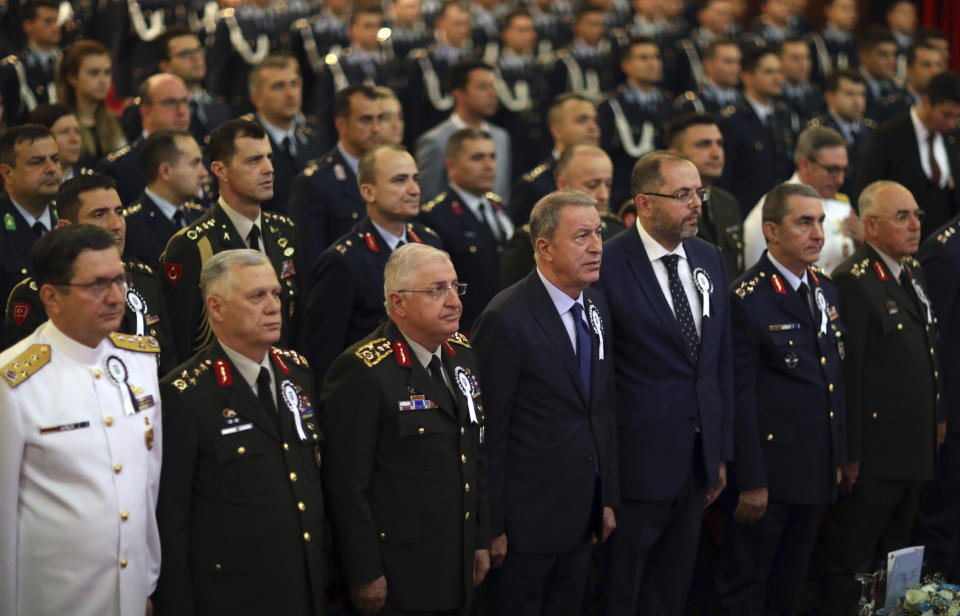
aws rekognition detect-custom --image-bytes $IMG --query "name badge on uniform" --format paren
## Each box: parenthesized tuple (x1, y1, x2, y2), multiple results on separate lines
(693, 267, 712, 318)
(40, 421, 90, 434)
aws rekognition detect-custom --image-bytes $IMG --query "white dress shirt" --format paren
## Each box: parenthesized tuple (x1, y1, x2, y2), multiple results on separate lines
(9, 197, 54, 233)
(220, 342, 275, 399)
(219, 197, 265, 252)
(911, 105, 951, 189)
(636, 219, 703, 336)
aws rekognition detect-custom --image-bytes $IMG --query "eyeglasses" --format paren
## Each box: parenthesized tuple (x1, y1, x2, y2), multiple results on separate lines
(867, 210, 926, 225)
(148, 97, 190, 109)
(171, 47, 204, 59)
(60, 273, 130, 298)
(642, 188, 710, 206)
(809, 160, 849, 176)
(397, 282, 468, 301)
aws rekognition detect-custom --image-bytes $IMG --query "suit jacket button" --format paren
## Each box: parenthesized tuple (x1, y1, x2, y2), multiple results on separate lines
(380, 532, 387, 539)
(283, 442, 290, 450)
(289, 472, 298, 482)
(418, 427, 425, 434)
(215, 563, 222, 571)
(237, 446, 246, 454)
(829, 411, 835, 418)
(303, 532, 311, 541)
(465, 511, 471, 520)
(461, 454, 467, 463)
(465, 482, 470, 492)
(766, 433, 773, 441)
(298, 501, 306, 511)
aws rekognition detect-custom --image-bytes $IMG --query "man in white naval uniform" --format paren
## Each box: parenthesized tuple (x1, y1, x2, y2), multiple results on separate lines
(743, 125, 862, 271)
(0, 224, 162, 616)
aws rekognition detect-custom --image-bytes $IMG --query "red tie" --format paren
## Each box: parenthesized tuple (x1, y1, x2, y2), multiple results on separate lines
(929, 134, 942, 186)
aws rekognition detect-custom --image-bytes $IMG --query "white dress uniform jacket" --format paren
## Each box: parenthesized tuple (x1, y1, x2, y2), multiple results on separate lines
(0, 321, 162, 616)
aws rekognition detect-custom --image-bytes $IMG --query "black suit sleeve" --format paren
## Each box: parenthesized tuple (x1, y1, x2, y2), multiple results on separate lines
(155, 380, 200, 615)
(834, 273, 868, 463)
(470, 308, 520, 539)
(855, 128, 889, 205)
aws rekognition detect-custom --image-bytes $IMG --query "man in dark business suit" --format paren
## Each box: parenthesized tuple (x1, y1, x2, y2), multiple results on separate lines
(596, 151, 734, 616)
(820, 180, 942, 616)
(321, 243, 490, 615)
(155, 249, 325, 616)
(716, 183, 846, 615)
(123, 130, 207, 269)
(857, 70, 960, 241)
(472, 190, 618, 615)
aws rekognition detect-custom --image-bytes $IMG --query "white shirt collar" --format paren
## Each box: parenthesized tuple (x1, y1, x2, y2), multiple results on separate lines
(219, 341, 272, 393)
(745, 94, 773, 122)
(336, 141, 360, 178)
(449, 182, 485, 216)
(868, 242, 904, 281)
(450, 112, 490, 132)
(218, 197, 263, 250)
(536, 267, 584, 317)
(399, 329, 442, 370)
(9, 197, 54, 232)
(766, 250, 808, 291)
(144, 187, 182, 223)
(636, 218, 689, 263)
(259, 115, 297, 153)
(371, 219, 407, 251)
(910, 105, 931, 143)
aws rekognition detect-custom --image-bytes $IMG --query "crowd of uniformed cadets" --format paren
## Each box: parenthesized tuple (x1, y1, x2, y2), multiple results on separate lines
(1, 0, 960, 613)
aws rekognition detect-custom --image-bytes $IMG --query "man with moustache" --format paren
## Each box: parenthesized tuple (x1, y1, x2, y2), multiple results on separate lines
(716, 183, 846, 614)
(321, 243, 490, 615)
(161, 119, 300, 360)
(302, 144, 443, 386)
(3, 174, 177, 374)
(500, 145, 622, 288)
(472, 190, 618, 615)
(597, 151, 734, 616)
(820, 180, 941, 616)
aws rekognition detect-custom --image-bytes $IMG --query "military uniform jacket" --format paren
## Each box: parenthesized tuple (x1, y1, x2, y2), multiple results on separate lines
(730, 254, 846, 504)
(302, 217, 443, 386)
(160, 202, 299, 360)
(717, 100, 796, 217)
(808, 28, 858, 84)
(124, 191, 206, 269)
(919, 216, 960, 432)
(0, 193, 54, 321)
(549, 43, 619, 101)
(698, 185, 744, 281)
(0, 323, 162, 615)
(401, 46, 467, 148)
(120, 93, 233, 147)
(833, 244, 940, 482)
(288, 147, 365, 271)
(3, 261, 178, 373)
(472, 272, 619, 553)
(509, 156, 557, 227)
(597, 87, 674, 208)
(418, 188, 510, 331)
(488, 49, 551, 179)
(95, 138, 148, 206)
(255, 116, 330, 215)
(154, 341, 323, 616)
(320, 321, 489, 611)
(0, 48, 58, 126)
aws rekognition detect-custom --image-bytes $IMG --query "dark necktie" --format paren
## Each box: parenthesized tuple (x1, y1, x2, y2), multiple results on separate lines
(282, 136, 296, 161)
(31, 221, 46, 237)
(662, 254, 699, 362)
(570, 303, 592, 398)
(248, 224, 261, 251)
(428, 356, 454, 409)
(257, 367, 276, 414)
(928, 134, 941, 186)
(173, 209, 186, 229)
(797, 281, 818, 323)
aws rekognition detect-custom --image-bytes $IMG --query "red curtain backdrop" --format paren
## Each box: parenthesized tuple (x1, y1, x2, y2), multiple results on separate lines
(922, 0, 960, 70)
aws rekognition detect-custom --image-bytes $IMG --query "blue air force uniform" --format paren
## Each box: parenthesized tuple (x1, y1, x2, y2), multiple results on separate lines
(123, 191, 206, 269)
(254, 116, 330, 216)
(715, 254, 846, 614)
(401, 45, 471, 149)
(95, 138, 148, 207)
(509, 156, 557, 227)
(549, 40, 620, 102)
(0, 47, 59, 126)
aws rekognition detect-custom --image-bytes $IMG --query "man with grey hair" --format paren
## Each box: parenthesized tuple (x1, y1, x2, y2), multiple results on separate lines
(743, 125, 861, 272)
(597, 150, 734, 616)
(472, 190, 618, 614)
(302, 143, 443, 386)
(820, 180, 941, 615)
(321, 243, 490, 616)
(154, 248, 325, 615)
(717, 182, 847, 614)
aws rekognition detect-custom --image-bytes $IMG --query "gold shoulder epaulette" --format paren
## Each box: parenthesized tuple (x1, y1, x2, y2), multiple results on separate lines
(1, 344, 51, 388)
(485, 192, 503, 203)
(170, 357, 214, 392)
(264, 211, 295, 227)
(807, 117, 822, 127)
(222, 7, 235, 17)
(183, 201, 205, 211)
(936, 225, 958, 244)
(272, 347, 310, 368)
(522, 163, 549, 182)
(124, 202, 143, 216)
(239, 112, 254, 121)
(106, 145, 131, 161)
(849, 257, 871, 278)
(355, 337, 393, 367)
(733, 273, 762, 299)
(906, 256, 920, 268)
(418, 224, 439, 238)
(810, 265, 831, 280)
(864, 118, 876, 128)
(720, 105, 736, 117)
(447, 332, 471, 348)
(421, 192, 446, 213)
(835, 192, 850, 204)
(108, 333, 161, 353)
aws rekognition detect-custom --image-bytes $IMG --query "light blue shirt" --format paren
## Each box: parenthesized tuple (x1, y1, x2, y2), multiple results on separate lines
(536, 267, 586, 354)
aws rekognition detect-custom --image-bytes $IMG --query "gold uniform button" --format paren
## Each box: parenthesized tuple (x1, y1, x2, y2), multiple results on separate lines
(828, 383, 835, 392)
(460, 427, 465, 435)
(283, 442, 290, 451)
(465, 511, 471, 520)
(289, 472, 297, 482)
(105, 416, 114, 427)
(469, 246, 477, 253)
(120, 558, 128, 568)
(829, 411, 835, 418)
(303, 532, 311, 541)
(817, 332, 823, 339)
(931, 347, 936, 356)
(935, 371, 940, 379)
(461, 454, 467, 464)
(120, 511, 129, 521)
(312, 433, 319, 440)
(237, 446, 246, 455)
(379, 532, 387, 539)
(872, 412, 878, 419)
(465, 482, 470, 493)
(897, 323, 903, 330)
(93, 369, 102, 378)
(766, 434, 773, 441)
(215, 563, 222, 571)
(418, 427, 425, 434)
(298, 501, 306, 511)
(820, 356, 826, 365)
(114, 464, 122, 474)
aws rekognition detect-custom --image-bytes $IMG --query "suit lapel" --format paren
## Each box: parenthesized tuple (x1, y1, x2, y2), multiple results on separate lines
(209, 342, 281, 442)
(524, 272, 589, 405)
(683, 241, 711, 353)
(623, 229, 692, 361)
